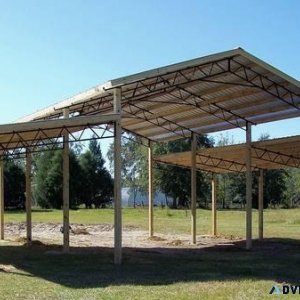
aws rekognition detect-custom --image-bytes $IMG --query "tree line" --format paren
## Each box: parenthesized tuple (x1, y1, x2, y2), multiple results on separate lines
(4, 139, 113, 209)
(3, 134, 300, 210)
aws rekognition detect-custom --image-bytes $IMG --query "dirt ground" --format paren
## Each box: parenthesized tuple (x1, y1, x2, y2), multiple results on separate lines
(3, 222, 242, 249)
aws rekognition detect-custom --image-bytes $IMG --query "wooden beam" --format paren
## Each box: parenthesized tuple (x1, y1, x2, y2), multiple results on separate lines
(0, 160, 4, 240)
(63, 108, 70, 252)
(191, 133, 197, 244)
(114, 88, 122, 265)
(211, 174, 217, 236)
(148, 141, 154, 237)
(246, 123, 252, 250)
(258, 169, 264, 240)
(26, 150, 32, 245)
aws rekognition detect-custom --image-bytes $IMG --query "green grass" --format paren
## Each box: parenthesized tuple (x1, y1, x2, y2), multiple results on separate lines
(1, 208, 300, 299)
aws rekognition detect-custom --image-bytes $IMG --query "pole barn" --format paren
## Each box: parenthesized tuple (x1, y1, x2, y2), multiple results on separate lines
(0, 48, 299, 264)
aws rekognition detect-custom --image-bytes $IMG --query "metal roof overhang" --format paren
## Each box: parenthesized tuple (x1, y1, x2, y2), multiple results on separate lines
(0, 114, 119, 152)
(16, 48, 300, 142)
(154, 135, 300, 173)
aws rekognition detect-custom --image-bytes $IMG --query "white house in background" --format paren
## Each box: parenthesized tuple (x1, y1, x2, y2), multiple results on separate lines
(121, 187, 172, 207)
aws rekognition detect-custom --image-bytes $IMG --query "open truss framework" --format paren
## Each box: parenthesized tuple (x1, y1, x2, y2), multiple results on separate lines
(1, 124, 114, 160)
(1, 48, 300, 264)
(154, 134, 300, 174)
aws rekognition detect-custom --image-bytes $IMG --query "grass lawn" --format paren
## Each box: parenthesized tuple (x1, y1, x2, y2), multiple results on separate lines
(1, 208, 300, 299)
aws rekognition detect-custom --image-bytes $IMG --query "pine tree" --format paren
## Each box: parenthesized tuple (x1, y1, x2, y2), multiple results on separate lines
(79, 139, 113, 208)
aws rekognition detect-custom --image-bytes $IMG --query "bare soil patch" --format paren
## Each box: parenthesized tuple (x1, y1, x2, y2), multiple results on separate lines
(4, 222, 242, 250)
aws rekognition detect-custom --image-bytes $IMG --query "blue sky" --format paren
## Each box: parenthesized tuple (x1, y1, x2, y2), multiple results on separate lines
(0, 0, 300, 153)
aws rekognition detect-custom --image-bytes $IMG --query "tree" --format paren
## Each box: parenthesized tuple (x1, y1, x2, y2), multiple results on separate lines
(283, 168, 300, 208)
(107, 135, 148, 207)
(254, 134, 287, 208)
(214, 133, 238, 209)
(79, 139, 113, 208)
(218, 133, 288, 209)
(108, 134, 213, 208)
(33, 149, 84, 209)
(4, 159, 25, 209)
(262, 169, 287, 208)
(154, 136, 213, 208)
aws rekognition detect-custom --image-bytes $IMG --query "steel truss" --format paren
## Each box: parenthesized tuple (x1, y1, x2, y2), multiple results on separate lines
(121, 58, 252, 133)
(122, 103, 191, 139)
(0, 123, 114, 160)
(155, 144, 300, 175)
(229, 59, 300, 110)
(196, 153, 258, 173)
(252, 146, 300, 169)
(28, 56, 300, 142)
(0, 127, 152, 162)
(119, 57, 299, 138)
(32, 57, 252, 137)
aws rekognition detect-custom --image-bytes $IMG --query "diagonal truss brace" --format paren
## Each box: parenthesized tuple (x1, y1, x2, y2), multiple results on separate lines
(251, 146, 300, 168)
(229, 59, 300, 111)
(196, 153, 259, 173)
(0, 124, 114, 159)
(123, 102, 192, 139)
(122, 58, 258, 131)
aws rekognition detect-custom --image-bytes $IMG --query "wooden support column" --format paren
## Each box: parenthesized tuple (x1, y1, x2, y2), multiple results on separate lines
(191, 133, 197, 244)
(0, 160, 4, 240)
(26, 150, 32, 245)
(211, 173, 217, 236)
(114, 88, 122, 265)
(245, 123, 252, 250)
(148, 140, 154, 237)
(258, 169, 264, 240)
(63, 108, 70, 252)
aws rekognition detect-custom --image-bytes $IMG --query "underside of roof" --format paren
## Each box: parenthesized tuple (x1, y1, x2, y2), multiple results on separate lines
(0, 114, 118, 157)
(16, 48, 300, 142)
(154, 135, 300, 173)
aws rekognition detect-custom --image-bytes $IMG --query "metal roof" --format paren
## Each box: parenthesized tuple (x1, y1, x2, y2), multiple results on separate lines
(16, 47, 300, 142)
(154, 135, 300, 173)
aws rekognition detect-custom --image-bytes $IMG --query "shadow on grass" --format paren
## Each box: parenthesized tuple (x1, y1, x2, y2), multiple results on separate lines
(0, 238, 300, 288)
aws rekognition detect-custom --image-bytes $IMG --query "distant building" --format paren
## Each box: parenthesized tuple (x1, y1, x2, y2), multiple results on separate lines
(121, 187, 172, 207)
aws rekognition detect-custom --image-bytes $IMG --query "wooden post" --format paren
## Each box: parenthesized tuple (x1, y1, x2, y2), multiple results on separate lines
(26, 150, 32, 245)
(148, 140, 154, 237)
(245, 123, 252, 250)
(114, 88, 122, 265)
(258, 169, 264, 240)
(191, 133, 197, 244)
(0, 160, 4, 240)
(211, 173, 217, 236)
(63, 108, 70, 252)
